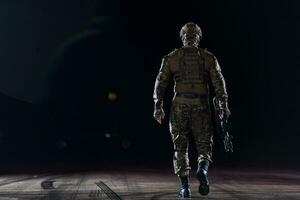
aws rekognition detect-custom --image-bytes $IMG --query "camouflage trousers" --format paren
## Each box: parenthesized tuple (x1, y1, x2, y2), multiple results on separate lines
(169, 96, 213, 177)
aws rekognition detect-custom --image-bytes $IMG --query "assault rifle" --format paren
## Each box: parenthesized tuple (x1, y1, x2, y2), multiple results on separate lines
(213, 97, 233, 153)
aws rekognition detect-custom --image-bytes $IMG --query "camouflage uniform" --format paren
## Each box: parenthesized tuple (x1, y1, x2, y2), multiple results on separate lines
(153, 46, 229, 177)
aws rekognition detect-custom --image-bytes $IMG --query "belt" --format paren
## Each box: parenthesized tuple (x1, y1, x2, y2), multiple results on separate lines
(176, 93, 208, 99)
(175, 83, 208, 95)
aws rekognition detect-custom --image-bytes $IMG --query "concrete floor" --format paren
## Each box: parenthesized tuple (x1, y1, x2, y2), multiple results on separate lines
(0, 165, 298, 200)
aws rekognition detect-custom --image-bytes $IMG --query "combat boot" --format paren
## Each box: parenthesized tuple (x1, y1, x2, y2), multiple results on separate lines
(178, 176, 191, 198)
(196, 159, 210, 195)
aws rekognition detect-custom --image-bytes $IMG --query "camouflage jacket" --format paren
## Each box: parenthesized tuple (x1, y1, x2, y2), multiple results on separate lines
(153, 46, 229, 111)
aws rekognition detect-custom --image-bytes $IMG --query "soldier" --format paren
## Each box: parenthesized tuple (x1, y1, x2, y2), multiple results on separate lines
(153, 22, 230, 198)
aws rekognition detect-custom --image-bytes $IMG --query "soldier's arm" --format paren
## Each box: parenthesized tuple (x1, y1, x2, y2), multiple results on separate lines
(208, 55, 230, 113)
(153, 56, 171, 110)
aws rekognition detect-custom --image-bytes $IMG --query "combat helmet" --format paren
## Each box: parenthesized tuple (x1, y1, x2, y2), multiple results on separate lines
(180, 22, 202, 46)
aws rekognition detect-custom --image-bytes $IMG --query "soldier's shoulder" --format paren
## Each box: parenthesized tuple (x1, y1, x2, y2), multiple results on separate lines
(163, 48, 182, 59)
(201, 48, 216, 59)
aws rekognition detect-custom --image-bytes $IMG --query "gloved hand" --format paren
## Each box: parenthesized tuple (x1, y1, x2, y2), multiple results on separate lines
(153, 108, 165, 124)
(218, 99, 231, 119)
(219, 107, 231, 119)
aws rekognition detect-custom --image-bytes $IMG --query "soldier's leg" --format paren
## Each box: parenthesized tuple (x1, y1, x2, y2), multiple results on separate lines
(191, 104, 213, 195)
(169, 103, 191, 177)
(191, 104, 213, 164)
(169, 102, 191, 197)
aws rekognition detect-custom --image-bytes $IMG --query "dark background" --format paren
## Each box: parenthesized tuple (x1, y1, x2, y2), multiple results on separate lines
(0, 0, 299, 170)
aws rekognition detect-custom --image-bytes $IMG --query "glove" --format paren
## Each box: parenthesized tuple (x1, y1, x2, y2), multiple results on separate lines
(153, 108, 165, 124)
